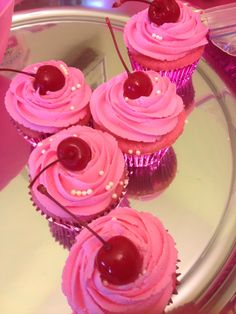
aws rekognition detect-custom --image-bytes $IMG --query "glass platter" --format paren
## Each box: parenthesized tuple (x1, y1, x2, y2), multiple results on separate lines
(1, 7, 236, 314)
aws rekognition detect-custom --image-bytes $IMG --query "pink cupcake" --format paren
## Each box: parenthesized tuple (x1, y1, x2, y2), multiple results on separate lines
(28, 125, 127, 248)
(5, 60, 92, 146)
(121, 0, 208, 88)
(90, 70, 185, 167)
(62, 207, 179, 314)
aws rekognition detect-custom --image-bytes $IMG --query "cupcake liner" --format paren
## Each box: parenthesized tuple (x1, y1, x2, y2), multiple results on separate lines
(128, 52, 199, 89)
(47, 188, 128, 249)
(127, 147, 177, 200)
(124, 147, 170, 168)
(176, 78, 195, 115)
(11, 107, 91, 148)
(12, 119, 50, 147)
(29, 172, 129, 249)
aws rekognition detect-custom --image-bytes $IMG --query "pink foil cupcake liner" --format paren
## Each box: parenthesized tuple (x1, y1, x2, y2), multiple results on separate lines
(128, 53, 199, 89)
(47, 192, 129, 249)
(12, 119, 51, 147)
(30, 178, 129, 250)
(127, 146, 177, 200)
(124, 147, 170, 168)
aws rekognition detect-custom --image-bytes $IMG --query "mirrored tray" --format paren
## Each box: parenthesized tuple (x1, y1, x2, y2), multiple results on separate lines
(1, 7, 236, 314)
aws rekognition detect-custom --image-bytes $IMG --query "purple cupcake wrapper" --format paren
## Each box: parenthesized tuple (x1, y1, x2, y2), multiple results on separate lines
(29, 177, 129, 249)
(124, 147, 170, 168)
(128, 52, 199, 89)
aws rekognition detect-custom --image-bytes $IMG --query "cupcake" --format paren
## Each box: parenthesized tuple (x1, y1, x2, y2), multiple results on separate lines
(62, 207, 179, 314)
(90, 70, 185, 167)
(5, 60, 92, 146)
(28, 125, 127, 248)
(121, 0, 208, 88)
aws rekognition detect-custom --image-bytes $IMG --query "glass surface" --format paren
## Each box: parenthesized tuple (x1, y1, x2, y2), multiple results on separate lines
(0, 8, 236, 314)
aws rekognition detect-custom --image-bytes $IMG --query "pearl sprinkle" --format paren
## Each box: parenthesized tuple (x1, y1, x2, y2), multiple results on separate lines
(60, 64, 68, 75)
(105, 181, 114, 191)
(70, 188, 93, 196)
(99, 170, 104, 176)
(152, 33, 163, 40)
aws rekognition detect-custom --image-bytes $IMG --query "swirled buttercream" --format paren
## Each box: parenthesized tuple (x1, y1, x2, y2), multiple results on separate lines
(28, 125, 125, 221)
(5, 60, 91, 133)
(124, 2, 208, 61)
(90, 71, 183, 143)
(62, 207, 178, 314)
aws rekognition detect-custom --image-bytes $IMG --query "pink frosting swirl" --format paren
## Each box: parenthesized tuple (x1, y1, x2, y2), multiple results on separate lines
(90, 71, 183, 142)
(62, 207, 178, 314)
(124, 2, 208, 61)
(28, 125, 125, 221)
(5, 60, 91, 133)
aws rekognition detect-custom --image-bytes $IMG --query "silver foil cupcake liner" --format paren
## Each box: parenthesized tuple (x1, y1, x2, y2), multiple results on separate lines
(128, 52, 199, 89)
(124, 147, 170, 168)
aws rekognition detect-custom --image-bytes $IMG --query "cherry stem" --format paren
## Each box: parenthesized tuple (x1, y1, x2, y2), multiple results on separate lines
(37, 184, 109, 248)
(105, 17, 130, 74)
(29, 159, 60, 189)
(0, 67, 36, 78)
(112, 0, 151, 7)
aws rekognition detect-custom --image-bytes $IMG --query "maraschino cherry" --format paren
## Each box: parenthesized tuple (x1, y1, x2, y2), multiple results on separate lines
(113, 0, 180, 26)
(0, 64, 65, 95)
(57, 137, 92, 171)
(37, 185, 143, 285)
(29, 136, 92, 188)
(96, 235, 142, 285)
(106, 17, 153, 99)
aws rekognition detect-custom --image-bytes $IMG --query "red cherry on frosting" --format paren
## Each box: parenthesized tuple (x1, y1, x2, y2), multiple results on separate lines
(33, 65, 66, 95)
(96, 235, 143, 285)
(57, 137, 92, 171)
(123, 71, 153, 99)
(148, 0, 180, 26)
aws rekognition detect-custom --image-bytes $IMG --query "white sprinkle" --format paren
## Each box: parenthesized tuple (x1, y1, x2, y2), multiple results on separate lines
(109, 181, 114, 187)
(124, 179, 129, 186)
(99, 170, 104, 176)
(71, 189, 77, 196)
(156, 90, 161, 95)
(136, 150, 141, 156)
(128, 149, 133, 154)
(185, 119, 189, 124)
(87, 188, 93, 195)
(111, 217, 117, 221)
(37, 142, 42, 147)
(142, 269, 147, 275)
(119, 181, 124, 186)
(154, 76, 159, 82)
(73, 134, 78, 137)
(105, 185, 111, 191)
(76, 190, 82, 196)
(49, 138, 53, 142)
(112, 193, 118, 199)
(71, 86, 76, 91)
(70, 105, 75, 110)
(82, 190, 87, 196)
(125, 97, 129, 101)
(156, 35, 163, 40)
(41, 149, 46, 154)
(76, 83, 81, 89)
(152, 33, 157, 38)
